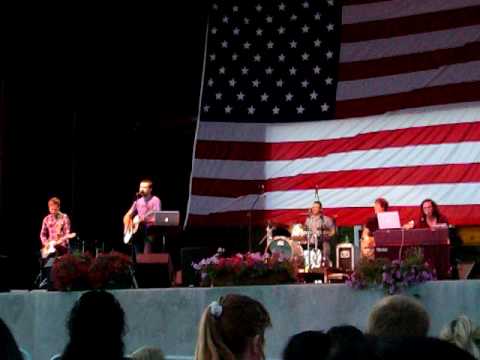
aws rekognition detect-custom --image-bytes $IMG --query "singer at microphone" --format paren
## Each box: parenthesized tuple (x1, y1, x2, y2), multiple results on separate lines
(304, 200, 336, 267)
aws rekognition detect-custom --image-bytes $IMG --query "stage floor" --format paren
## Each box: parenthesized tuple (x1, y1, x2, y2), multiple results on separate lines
(1, 280, 479, 360)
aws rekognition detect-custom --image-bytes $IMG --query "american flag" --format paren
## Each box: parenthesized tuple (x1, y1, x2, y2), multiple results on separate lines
(187, 0, 480, 227)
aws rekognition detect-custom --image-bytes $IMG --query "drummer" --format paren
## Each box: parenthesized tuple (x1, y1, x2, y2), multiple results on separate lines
(304, 201, 336, 267)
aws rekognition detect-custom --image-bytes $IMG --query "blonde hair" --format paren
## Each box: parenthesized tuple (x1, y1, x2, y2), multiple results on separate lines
(367, 295, 430, 337)
(194, 294, 272, 360)
(440, 315, 480, 359)
(130, 346, 165, 360)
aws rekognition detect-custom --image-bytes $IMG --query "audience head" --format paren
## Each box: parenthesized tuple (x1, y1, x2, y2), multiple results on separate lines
(62, 290, 126, 360)
(0, 318, 23, 360)
(440, 315, 480, 359)
(374, 198, 389, 214)
(195, 294, 272, 360)
(367, 295, 430, 337)
(283, 331, 330, 360)
(130, 346, 165, 360)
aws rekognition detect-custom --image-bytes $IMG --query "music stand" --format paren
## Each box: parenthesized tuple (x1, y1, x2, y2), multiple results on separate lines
(151, 211, 180, 251)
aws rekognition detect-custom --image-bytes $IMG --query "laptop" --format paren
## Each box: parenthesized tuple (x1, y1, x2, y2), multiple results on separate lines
(377, 211, 401, 230)
(153, 211, 180, 227)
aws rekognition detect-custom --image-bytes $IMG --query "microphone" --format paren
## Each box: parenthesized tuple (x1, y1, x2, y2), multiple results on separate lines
(136, 191, 143, 197)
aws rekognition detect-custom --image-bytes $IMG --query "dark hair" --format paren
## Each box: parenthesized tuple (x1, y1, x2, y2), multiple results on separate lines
(375, 198, 389, 211)
(283, 331, 331, 360)
(195, 294, 272, 360)
(0, 318, 23, 360)
(62, 290, 126, 360)
(327, 326, 379, 360)
(419, 199, 442, 224)
(313, 201, 322, 207)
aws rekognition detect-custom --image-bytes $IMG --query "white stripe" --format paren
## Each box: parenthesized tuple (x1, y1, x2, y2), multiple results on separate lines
(196, 102, 480, 143)
(189, 183, 480, 215)
(340, 25, 480, 62)
(193, 142, 480, 180)
(337, 61, 480, 101)
(342, 0, 480, 25)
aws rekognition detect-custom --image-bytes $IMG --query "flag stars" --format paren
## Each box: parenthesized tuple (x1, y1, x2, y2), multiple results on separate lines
(261, 93, 269, 102)
(267, 41, 274, 49)
(248, 106, 256, 114)
(244, 17, 250, 25)
(301, 52, 310, 61)
(232, 53, 239, 61)
(225, 105, 232, 114)
(232, 5, 239, 12)
(237, 92, 245, 101)
(326, 51, 334, 59)
(314, 39, 322, 47)
(302, 25, 310, 33)
(211, 27, 218, 35)
(327, 23, 335, 32)
(302, 1, 309, 8)
(290, 14, 298, 21)
(203, 105, 210, 112)
(219, 67, 226, 74)
(252, 79, 260, 87)
(301, 80, 310, 88)
(209, 54, 216, 61)
(278, 3, 286, 11)
(327, 0, 334, 6)
(265, 67, 274, 75)
(297, 105, 305, 114)
(266, 16, 273, 23)
(253, 54, 261, 62)
(243, 42, 251, 49)
(221, 41, 228, 48)
(278, 26, 286, 34)
(285, 93, 294, 101)
(229, 78, 237, 87)
(256, 4, 262, 12)
(222, 16, 229, 24)
(233, 27, 240, 35)
(215, 93, 223, 100)
(314, 12, 321, 20)
(321, 103, 330, 112)
(256, 28, 263, 36)
(212, 3, 218, 10)
(325, 77, 333, 85)
(207, 78, 214, 87)
(313, 66, 321, 74)
(241, 67, 249, 75)
(272, 106, 280, 115)
(290, 41, 297, 48)
(276, 79, 284, 87)
(310, 91, 318, 100)
(289, 67, 297, 75)
(278, 54, 286, 62)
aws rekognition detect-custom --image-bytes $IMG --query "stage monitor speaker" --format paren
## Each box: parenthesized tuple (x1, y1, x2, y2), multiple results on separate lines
(0, 255, 10, 292)
(135, 253, 173, 288)
(181, 247, 216, 286)
(336, 243, 356, 272)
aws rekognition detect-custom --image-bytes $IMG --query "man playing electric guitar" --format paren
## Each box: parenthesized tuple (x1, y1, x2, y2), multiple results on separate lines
(123, 179, 161, 254)
(40, 197, 75, 258)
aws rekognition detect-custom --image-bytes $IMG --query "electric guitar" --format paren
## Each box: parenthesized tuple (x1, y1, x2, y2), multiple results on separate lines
(41, 233, 77, 259)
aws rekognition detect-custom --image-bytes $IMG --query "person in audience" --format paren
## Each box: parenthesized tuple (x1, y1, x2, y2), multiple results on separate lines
(440, 315, 480, 359)
(367, 295, 430, 337)
(60, 290, 127, 360)
(0, 318, 23, 360)
(369, 336, 475, 360)
(129, 346, 165, 360)
(283, 331, 331, 360)
(195, 294, 272, 360)
(327, 325, 379, 360)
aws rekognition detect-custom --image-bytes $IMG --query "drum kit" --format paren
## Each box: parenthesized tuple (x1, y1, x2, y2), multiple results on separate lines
(263, 222, 325, 270)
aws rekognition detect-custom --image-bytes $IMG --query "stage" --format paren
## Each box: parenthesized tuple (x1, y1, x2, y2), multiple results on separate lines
(1, 280, 479, 360)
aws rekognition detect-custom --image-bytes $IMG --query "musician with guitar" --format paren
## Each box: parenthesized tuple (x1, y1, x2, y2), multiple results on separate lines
(40, 197, 76, 259)
(361, 197, 389, 259)
(123, 179, 161, 254)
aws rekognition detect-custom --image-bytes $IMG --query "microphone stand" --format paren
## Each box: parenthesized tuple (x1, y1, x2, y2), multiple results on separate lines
(248, 190, 263, 252)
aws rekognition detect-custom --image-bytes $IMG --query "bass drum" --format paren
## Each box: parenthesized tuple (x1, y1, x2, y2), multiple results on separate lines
(267, 236, 293, 258)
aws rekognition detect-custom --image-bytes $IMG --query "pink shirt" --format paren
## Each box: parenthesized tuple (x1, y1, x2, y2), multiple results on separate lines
(40, 213, 71, 245)
(130, 195, 161, 226)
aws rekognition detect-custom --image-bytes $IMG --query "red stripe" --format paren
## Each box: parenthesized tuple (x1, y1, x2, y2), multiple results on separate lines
(341, 5, 480, 43)
(339, 42, 480, 81)
(188, 205, 480, 227)
(335, 81, 480, 119)
(195, 121, 480, 161)
(192, 164, 480, 197)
